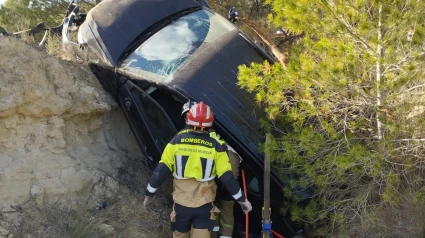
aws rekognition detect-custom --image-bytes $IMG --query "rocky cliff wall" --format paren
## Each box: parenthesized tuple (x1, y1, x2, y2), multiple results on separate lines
(0, 36, 141, 210)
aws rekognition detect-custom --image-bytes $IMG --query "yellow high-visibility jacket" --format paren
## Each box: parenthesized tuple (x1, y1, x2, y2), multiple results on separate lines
(145, 128, 246, 205)
(161, 129, 231, 181)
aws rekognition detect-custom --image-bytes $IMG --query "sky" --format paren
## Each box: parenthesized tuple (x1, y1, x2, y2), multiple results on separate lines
(0, 0, 5, 6)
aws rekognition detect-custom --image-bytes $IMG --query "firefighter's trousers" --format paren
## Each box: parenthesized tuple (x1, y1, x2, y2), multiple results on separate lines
(171, 203, 219, 238)
(215, 199, 235, 238)
(211, 150, 240, 238)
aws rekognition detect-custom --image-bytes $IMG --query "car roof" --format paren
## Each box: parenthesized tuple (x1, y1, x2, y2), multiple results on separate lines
(170, 31, 273, 166)
(82, 0, 200, 66)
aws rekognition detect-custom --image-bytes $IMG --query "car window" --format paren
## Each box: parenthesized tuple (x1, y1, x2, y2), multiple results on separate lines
(248, 176, 260, 193)
(130, 87, 177, 151)
(121, 9, 236, 81)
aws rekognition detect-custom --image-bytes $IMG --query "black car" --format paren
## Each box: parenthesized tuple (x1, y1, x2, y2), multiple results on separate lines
(58, 0, 312, 237)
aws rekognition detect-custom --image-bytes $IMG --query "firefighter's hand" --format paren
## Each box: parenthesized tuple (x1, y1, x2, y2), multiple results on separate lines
(143, 196, 154, 211)
(237, 199, 252, 214)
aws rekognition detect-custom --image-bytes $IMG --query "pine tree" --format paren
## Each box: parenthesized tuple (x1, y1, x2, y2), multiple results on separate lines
(238, 0, 425, 235)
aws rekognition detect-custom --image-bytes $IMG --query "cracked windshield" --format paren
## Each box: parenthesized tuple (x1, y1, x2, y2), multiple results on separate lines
(121, 9, 236, 81)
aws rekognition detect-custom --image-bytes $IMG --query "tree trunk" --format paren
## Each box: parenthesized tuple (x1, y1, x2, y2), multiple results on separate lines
(376, 4, 384, 139)
(255, 0, 260, 17)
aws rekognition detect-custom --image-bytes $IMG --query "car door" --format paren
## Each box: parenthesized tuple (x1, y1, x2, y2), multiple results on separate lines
(118, 79, 178, 165)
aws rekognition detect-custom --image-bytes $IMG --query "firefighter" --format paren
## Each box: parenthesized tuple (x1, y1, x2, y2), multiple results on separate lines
(143, 101, 252, 238)
(181, 100, 241, 238)
(210, 132, 241, 238)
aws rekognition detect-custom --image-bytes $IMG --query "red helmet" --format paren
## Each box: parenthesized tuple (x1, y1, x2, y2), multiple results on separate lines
(186, 101, 214, 127)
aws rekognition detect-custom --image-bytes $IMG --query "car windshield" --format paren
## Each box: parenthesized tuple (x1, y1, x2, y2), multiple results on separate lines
(121, 9, 237, 81)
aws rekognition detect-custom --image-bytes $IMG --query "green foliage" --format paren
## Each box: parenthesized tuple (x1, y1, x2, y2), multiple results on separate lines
(238, 0, 425, 235)
(0, 0, 96, 31)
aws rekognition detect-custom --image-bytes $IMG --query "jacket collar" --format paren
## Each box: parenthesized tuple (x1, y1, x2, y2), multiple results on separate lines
(179, 126, 209, 135)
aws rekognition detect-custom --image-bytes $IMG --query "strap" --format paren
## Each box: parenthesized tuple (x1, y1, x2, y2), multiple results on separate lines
(261, 207, 272, 235)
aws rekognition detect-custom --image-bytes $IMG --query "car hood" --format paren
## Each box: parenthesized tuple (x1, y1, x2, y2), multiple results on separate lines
(79, 0, 200, 66)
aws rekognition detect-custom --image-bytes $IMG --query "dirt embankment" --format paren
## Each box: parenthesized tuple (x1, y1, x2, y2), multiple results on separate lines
(0, 37, 171, 238)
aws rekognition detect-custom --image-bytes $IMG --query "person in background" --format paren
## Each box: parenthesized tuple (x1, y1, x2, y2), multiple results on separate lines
(144, 101, 252, 238)
(228, 7, 239, 24)
(181, 100, 242, 238)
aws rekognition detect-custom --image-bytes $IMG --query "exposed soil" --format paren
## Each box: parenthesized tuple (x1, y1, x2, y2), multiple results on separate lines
(0, 36, 172, 238)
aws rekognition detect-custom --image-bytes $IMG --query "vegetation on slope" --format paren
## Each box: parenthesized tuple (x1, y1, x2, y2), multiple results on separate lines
(238, 0, 425, 236)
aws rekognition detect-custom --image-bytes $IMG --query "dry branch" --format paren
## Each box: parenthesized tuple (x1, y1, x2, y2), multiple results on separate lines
(238, 17, 287, 68)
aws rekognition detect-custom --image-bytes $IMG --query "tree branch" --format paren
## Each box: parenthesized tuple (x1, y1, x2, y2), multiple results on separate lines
(238, 17, 287, 68)
(321, 1, 374, 54)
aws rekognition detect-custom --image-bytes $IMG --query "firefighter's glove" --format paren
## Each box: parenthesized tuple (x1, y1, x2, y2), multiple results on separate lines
(143, 196, 154, 212)
(237, 199, 252, 214)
